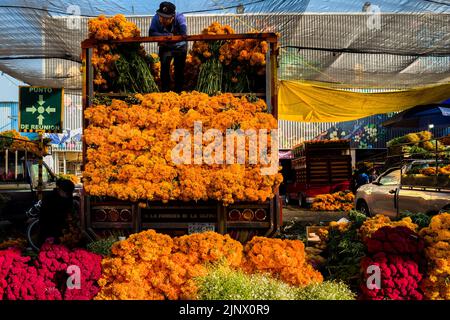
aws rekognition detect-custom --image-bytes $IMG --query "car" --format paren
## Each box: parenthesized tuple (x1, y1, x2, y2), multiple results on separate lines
(355, 160, 450, 218)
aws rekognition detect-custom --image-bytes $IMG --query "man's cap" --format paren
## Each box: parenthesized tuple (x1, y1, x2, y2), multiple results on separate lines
(157, 2, 176, 18)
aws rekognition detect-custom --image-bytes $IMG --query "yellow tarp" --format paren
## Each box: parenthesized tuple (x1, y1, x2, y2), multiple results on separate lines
(278, 80, 450, 122)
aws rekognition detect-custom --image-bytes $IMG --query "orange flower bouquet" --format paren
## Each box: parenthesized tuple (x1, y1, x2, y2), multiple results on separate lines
(95, 230, 243, 300)
(241, 237, 323, 287)
(88, 15, 158, 93)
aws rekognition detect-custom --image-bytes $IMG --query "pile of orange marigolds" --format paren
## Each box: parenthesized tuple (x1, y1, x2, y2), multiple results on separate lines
(95, 230, 322, 300)
(84, 92, 282, 205)
(311, 191, 355, 212)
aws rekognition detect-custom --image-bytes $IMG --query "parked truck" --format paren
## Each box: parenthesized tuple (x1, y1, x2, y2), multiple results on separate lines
(0, 135, 56, 223)
(285, 140, 353, 206)
(355, 135, 450, 217)
(80, 33, 282, 242)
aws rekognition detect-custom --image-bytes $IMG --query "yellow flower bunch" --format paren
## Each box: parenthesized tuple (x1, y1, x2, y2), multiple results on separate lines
(419, 213, 450, 300)
(329, 221, 351, 233)
(359, 214, 418, 240)
(96, 230, 243, 300)
(83, 92, 282, 205)
(88, 15, 143, 89)
(241, 237, 323, 287)
(0, 130, 49, 156)
(88, 14, 140, 40)
(311, 191, 355, 212)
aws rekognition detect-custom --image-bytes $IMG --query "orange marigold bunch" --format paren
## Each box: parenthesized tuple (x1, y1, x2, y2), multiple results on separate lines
(311, 191, 355, 212)
(88, 15, 142, 89)
(419, 213, 450, 300)
(241, 237, 323, 287)
(95, 230, 243, 300)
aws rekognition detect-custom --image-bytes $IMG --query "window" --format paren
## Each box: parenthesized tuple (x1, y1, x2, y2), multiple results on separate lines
(30, 162, 55, 185)
(0, 150, 27, 182)
(379, 170, 400, 186)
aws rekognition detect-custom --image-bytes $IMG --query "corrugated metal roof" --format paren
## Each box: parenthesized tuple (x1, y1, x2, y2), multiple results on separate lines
(0, 101, 18, 131)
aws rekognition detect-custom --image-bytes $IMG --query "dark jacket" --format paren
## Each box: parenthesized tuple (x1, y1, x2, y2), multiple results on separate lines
(38, 189, 73, 245)
(148, 13, 187, 50)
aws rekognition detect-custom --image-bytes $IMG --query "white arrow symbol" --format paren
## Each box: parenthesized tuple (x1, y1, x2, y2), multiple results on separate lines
(46, 106, 56, 114)
(37, 95, 45, 106)
(26, 106, 37, 114)
(37, 114, 45, 126)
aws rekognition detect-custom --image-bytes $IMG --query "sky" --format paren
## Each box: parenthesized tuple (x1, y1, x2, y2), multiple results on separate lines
(0, 73, 25, 102)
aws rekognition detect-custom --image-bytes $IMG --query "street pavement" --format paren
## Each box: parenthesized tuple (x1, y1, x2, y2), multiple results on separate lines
(281, 205, 349, 225)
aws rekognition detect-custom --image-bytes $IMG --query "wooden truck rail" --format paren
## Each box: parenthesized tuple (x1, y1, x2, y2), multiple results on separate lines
(81, 33, 281, 241)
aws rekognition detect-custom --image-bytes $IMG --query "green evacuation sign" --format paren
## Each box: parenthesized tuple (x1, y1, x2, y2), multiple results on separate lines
(19, 86, 63, 133)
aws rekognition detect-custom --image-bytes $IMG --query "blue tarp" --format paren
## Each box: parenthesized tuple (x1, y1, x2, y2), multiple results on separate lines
(382, 104, 450, 128)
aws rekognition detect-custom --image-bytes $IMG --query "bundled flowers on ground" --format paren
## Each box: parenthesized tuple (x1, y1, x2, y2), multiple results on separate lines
(360, 226, 425, 300)
(83, 92, 282, 205)
(95, 230, 243, 300)
(88, 15, 158, 93)
(323, 211, 367, 287)
(241, 237, 323, 287)
(0, 244, 102, 300)
(359, 214, 418, 241)
(360, 252, 423, 300)
(311, 191, 355, 212)
(419, 213, 450, 300)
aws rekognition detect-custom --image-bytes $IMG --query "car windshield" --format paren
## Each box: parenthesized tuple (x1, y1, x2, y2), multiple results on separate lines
(378, 170, 400, 186)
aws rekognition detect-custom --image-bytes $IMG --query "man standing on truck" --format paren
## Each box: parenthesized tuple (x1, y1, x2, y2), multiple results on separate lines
(149, 2, 188, 93)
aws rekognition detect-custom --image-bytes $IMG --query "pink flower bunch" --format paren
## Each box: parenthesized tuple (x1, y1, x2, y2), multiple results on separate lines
(0, 244, 102, 300)
(361, 226, 425, 300)
(0, 249, 61, 300)
(361, 252, 423, 300)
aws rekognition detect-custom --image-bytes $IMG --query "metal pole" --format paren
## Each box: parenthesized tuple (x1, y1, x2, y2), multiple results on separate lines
(38, 132, 44, 201)
(15, 150, 18, 179)
(5, 149, 8, 178)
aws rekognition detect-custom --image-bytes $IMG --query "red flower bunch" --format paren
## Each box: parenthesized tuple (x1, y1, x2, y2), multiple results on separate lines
(361, 226, 425, 300)
(366, 226, 424, 260)
(35, 244, 102, 300)
(361, 252, 423, 300)
(0, 244, 102, 300)
(0, 249, 60, 300)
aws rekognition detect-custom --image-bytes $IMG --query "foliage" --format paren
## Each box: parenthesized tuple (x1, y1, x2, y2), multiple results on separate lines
(196, 264, 355, 300)
(87, 236, 118, 257)
(196, 264, 297, 300)
(323, 211, 366, 287)
(399, 211, 432, 230)
(296, 281, 356, 300)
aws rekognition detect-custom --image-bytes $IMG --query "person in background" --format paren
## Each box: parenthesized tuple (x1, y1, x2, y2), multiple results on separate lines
(149, 2, 188, 93)
(355, 168, 370, 191)
(369, 168, 378, 183)
(38, 179, 75, 248)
